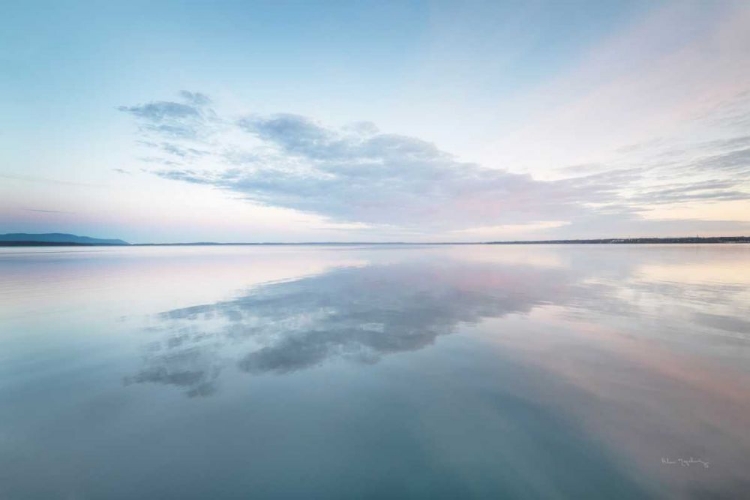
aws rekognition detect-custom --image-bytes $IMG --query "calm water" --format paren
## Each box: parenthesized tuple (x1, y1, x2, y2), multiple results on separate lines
(1, 245, 749, 499)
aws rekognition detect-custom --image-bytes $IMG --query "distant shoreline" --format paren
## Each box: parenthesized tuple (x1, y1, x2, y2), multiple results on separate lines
(2, 236, 750, 247)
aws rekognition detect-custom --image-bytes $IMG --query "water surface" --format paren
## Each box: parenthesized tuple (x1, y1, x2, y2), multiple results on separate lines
(1, 245, 749, 498)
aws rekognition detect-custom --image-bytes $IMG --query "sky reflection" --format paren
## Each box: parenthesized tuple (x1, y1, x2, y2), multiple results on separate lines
(2, 245, 749, 499)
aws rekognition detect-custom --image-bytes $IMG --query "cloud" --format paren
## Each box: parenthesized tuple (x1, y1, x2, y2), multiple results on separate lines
(179, 90, 212, 106)
(120, 92, 750, 236)
(690, 148, 750, 175)
(701, 90, 750, 131)
(118, 91, 218, 140)
(629, 180, 750, 205)
(0, 172, 102, 187)
(610, 131, 750, 208)
(121, 96, 632, 230)
(21, 208, 75, 214)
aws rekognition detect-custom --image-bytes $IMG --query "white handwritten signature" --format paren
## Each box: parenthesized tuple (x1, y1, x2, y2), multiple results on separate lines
(661, 457, 709, 468)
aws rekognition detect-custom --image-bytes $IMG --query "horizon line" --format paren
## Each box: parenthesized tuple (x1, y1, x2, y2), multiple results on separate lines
(2, 234, 750, 247)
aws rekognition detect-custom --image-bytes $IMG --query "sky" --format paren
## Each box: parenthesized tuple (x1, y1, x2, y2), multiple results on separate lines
(2, 0, 750, 243)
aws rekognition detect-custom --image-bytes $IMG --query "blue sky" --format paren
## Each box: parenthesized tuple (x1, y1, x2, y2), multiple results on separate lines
(2, 0, 750, 242)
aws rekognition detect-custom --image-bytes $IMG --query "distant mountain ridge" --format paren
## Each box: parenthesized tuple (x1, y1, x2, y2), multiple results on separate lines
(0, 233, 129, 246)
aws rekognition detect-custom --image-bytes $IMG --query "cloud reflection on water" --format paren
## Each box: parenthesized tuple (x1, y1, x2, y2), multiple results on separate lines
(121, 248, 750, 498)
(128, 248, 750, 398)
(4, 245, 749, 498)
(127, 260, 575, 395)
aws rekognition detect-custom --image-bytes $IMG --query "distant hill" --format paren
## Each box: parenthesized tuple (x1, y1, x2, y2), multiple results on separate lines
(0, 233, 129, 246)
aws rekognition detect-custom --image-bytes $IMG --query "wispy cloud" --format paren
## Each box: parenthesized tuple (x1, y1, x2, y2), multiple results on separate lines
(118, 90, 219, 141)
(21, 208, 75, 214)
(0, 173, 102, 187)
